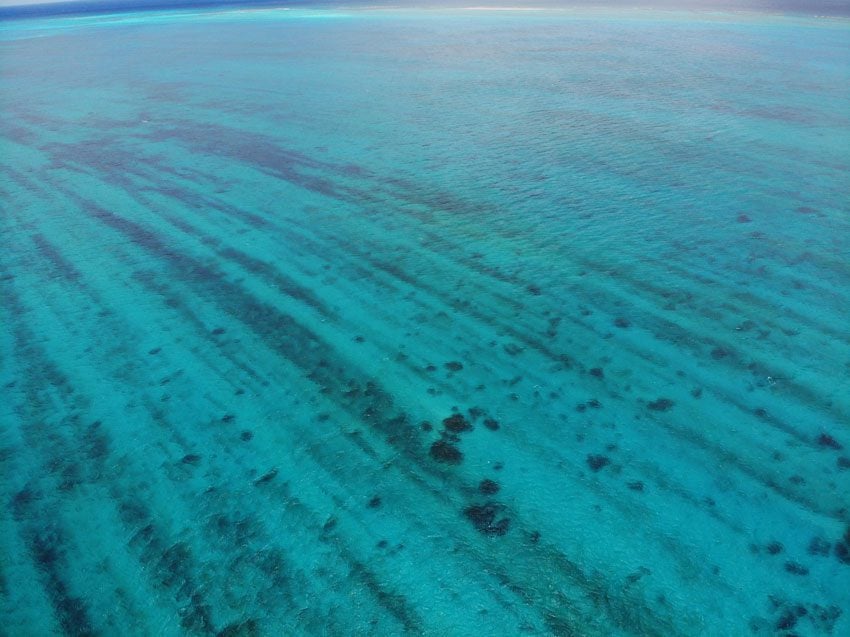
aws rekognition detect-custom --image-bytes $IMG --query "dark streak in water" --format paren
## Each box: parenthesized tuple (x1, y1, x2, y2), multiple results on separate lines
(78, 203, 657, 635)
(31, 233, 82, 282)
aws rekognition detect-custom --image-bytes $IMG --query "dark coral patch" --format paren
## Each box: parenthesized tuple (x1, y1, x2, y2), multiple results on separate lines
(211, 327, 226, 335)
(838, 457, 850, 470)
(429, 440, 463, 464)
(221, 413, 236, 423)
(586, 454, 610, 472)
(737, 320, 757, 332)
(463, 503, 510, 536)
(420, 421, 433, 432)
(737, 214, 752, 223)
(478, 479, 500, 495)
(443, 414, 472, 433)
(766, 541, 784, 555)
(444, 361, 464, 372)
(775, 609, 799, 631)
(811, 605, 842, 631)
(783, 561, 809, 575)
(148, 347, 161, 355)
(836, 531, 850, 564)
(614, 317, 631, 328)
(816, 433, 843, 450)
(367, 496, 382, 509)
(181, 454, 201, 465)
(84, 421, 109, 461)
(710, 347, 730, 360)
(527, 284, 542, 296)
(589, 367, 604, 378)
(483, 418, 500, 431)
(647, 398, 674, 412)
(627, 481, 644, 492)
(808, 537, 831, 556)
(503, 343, 523, 356)
(240, 431, 253, 442)
(217, 618, 260, 637)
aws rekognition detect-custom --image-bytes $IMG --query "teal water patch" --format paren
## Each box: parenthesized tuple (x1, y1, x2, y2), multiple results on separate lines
(1, 7, 849, 636)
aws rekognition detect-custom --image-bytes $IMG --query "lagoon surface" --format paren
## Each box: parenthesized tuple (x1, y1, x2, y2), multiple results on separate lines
(1, 5, 849, 636)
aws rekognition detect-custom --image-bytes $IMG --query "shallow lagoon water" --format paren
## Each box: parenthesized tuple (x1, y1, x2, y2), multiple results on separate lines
(1, 5, 849, 636)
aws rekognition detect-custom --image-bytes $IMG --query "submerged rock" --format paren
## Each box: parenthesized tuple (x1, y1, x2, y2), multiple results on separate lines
(463, 503, 510, 536)
(836, 528, 850, 565)
(817, 433, 843, 450)
(784, 561, 809, 575)
(468, 407, 485, 420)
(429, 440, 463, 464)
(765, 541, 783, 555)
(586, 454, 610, 472)
(442, 414, 472, 433)
(216, 618, 259, 637)
(808, 537, 831, 556)
(478, 479, 500, 495)
(710, 347, 730, 360)
(647, 398, 675, 412)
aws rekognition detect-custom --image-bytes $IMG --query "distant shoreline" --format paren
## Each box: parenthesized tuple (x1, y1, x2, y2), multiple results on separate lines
(0, 0, 300, 21)
(2, 0, 850, 22)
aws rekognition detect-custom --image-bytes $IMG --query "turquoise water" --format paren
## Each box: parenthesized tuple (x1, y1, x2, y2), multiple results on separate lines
(1, 6, 849, 636)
